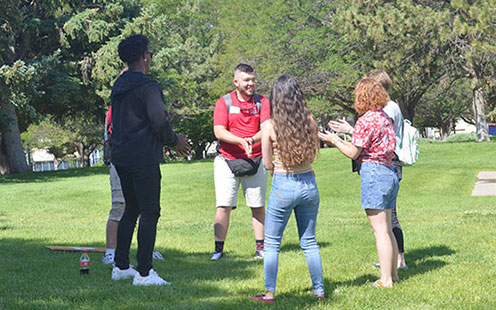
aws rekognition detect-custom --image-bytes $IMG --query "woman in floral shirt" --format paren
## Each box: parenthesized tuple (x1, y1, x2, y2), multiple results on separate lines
(319, 79, 400, 288)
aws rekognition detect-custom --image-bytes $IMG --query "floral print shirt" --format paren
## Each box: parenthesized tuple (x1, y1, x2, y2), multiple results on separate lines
(352, 109, 395, 166)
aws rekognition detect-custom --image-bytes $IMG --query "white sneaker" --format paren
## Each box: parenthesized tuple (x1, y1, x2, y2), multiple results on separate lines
(111, 266, 137, 281)
(152, 251, 165, 261)
(254, 250, 264, 259)
(102, 253, 114, 264)
(133, 269, 171, 286)
(210, 251, 223, 261)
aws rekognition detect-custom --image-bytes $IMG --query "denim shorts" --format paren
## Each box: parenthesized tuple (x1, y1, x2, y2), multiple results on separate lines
(360, 162, 399, 210)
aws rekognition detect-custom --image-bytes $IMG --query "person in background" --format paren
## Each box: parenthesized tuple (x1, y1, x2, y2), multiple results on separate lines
(328, 71, 408, 269)
(320, 79, 399, 288)
(252, 75, 324, 303)
(110, 34, 190, 286)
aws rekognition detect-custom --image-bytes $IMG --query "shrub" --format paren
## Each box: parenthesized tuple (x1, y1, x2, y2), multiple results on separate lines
(418, 138, 442, 144)
(445, 132, 477, 143)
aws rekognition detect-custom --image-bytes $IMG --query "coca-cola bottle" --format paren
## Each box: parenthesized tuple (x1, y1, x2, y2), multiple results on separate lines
(80, 250, 90, 275)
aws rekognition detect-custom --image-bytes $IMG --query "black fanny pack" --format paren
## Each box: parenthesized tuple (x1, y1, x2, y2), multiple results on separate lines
(225, 157, 262, 177)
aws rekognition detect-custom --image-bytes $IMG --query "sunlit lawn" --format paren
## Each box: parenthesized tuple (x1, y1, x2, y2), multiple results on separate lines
(1, 141, 495, 309)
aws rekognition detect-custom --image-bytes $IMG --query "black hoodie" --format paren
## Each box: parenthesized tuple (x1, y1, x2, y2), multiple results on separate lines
(110, 71, 178, 166)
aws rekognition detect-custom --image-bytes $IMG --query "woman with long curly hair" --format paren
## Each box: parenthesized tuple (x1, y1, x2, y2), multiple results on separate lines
(319, 79, 399, 288)
(251, 75, 324, 303)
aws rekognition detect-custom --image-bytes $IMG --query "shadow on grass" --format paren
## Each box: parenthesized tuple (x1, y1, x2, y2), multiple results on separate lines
(314, 245, 456, 298)
(280, 242, 331, 253)
(399, 245, 455, 280)
(0, 159, 215, 185)
(0, 166, 110, 184)
(0, 213, 12, 231)
(0, 238, 328, 310)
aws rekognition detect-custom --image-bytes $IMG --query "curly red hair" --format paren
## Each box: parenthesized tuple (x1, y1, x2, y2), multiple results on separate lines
(354, 79, 390, 115)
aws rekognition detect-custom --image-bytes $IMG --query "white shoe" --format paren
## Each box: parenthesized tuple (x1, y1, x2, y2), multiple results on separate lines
(210, 251, 223, 261)
(101, 253, 114, 264)
(152, 251, 165, 261)
(133, 269, 171, 286)
(254, 250, 264, 259)
(111, 266, 137, 281)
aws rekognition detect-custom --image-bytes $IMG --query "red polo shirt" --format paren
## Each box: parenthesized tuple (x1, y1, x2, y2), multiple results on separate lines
(213, 91, 270, 160)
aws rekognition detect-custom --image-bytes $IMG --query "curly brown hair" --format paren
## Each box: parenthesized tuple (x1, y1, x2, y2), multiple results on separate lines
(270, 75, 319, 166)
(354, 79, 390, 115)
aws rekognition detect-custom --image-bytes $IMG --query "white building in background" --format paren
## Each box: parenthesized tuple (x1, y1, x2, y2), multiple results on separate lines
(29, 148, 103, 172)
(453, 119, 477, 134)
(424, 119, 477, 140)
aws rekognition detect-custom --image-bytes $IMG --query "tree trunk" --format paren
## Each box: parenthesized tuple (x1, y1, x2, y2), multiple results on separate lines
(439, 123, 450, 141)
(82, 152, 90, 167)
(1, 101, 30, 173)
(397, 97, 413, 121)
(0, 134, 11, 175)
(78, 143, 90, 167)
(472, 85, 489, 142)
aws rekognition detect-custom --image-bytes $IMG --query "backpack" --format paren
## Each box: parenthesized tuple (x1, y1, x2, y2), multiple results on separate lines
(397, 119, 419, 166)
(223, 93, 262, 116)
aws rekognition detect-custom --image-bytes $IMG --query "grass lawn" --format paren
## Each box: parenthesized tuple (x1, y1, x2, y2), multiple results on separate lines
(0, 142, 495, 310)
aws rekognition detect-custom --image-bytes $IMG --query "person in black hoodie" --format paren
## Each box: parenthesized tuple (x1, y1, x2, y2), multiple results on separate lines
(109, 34, 190, 286)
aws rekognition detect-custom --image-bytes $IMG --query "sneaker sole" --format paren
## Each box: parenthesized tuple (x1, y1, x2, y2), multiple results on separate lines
(112, 275, 135, 281)
(133, 280, 172, 286)
(210, 253, 223, 261)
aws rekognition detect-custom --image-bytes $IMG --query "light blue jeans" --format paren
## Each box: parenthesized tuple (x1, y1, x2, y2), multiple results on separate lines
(264, 171, 324, 296)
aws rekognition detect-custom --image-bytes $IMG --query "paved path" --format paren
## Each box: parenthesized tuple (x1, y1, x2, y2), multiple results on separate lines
(472, 171, 496, 196)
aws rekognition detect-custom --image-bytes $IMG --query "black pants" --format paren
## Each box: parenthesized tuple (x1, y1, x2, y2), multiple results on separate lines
(114, 164, 161, 276)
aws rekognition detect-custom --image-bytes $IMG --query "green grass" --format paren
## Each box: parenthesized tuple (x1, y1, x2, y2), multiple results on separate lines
(1, 142, 496, 309)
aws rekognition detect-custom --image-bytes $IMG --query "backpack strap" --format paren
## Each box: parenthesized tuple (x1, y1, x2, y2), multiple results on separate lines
(223, 93, 232, 113)
(217, 93, 263, 154)
(253, 93, 262, 114)
(223, 93, 262, 119)
(104, 117, 110, 141)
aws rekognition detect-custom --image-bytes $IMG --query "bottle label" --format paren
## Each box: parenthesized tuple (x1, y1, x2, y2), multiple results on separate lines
(80, 261, 90, 267)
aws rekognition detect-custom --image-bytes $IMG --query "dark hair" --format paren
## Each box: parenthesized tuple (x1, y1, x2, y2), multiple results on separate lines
(118, 34, 150, 65)
(270, 75, 319, 166)
(234, 63, 254, 73)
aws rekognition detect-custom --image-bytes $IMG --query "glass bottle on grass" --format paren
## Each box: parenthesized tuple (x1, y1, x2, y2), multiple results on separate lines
(80, 250, 90, 275)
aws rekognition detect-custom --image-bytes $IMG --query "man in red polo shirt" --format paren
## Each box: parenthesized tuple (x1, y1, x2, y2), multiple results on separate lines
(211, 64, 271, 261)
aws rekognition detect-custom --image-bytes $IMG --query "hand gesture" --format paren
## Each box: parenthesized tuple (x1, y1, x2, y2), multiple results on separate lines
(318, 130, 341, 146)
(328, 119, 353, 134)
(171, 134, 191, 158)
(240, 137, 253, 157)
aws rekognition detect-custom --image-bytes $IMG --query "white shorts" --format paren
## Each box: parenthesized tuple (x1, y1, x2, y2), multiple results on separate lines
(214, 156, 268, 208)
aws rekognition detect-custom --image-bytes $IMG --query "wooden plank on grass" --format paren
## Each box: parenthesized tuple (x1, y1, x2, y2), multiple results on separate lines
(46, 246, 106, 252)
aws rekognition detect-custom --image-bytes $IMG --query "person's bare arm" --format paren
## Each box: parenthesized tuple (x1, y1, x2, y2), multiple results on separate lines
(214, 125, 252, 157)
(318, 131, 361, 159)
(261, 121, 274, 171)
